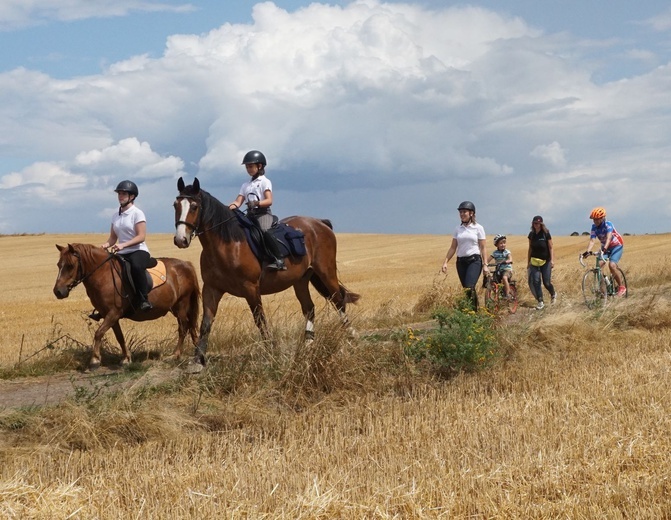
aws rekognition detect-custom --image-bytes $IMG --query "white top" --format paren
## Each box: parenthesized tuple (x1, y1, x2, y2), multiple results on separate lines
(454, 222, 485, 257)
(111, 205, 149, 254)
(239, 175, 272, 204)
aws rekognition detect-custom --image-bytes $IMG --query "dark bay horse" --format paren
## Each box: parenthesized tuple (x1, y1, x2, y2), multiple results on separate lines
(53, 243, 200, 369)
(173, 177, 360, 369)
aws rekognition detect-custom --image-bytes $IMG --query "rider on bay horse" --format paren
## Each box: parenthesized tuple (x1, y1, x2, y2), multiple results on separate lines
(228, 150, 286, 271)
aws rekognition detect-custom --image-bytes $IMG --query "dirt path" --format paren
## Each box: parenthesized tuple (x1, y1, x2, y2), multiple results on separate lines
(0, 365, 183, 410)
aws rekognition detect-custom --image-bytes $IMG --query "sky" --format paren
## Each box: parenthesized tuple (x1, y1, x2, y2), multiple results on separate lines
(2, 0, 671, 238)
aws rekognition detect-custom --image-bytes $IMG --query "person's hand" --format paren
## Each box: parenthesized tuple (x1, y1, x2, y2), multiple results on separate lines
(440, 262, 448, 274)
(581, 251, 590, 258)
(247, 200, 259, 210)
(112, 243, 123, 253)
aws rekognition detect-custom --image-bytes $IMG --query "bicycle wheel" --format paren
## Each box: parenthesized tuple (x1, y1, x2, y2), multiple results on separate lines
(483, 279, 496, 311)
(507, 283, 519, 314)
(582, 269, 603, 308)
(610, 267, 628, 298)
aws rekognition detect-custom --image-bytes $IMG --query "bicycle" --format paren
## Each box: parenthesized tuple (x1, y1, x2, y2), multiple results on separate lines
(579, 250, 628, 308)
(483, 263, 518, 314)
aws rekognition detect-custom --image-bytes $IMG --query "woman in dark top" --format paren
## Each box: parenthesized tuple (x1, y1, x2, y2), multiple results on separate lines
(527, 215, 556, 310)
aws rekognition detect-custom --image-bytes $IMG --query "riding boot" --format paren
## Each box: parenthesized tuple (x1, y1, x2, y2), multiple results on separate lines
(263, 232, 286, 271)
(139, 296, 153, 312)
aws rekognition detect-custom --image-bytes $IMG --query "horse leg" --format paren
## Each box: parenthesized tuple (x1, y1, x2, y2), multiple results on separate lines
(293, 275, 316, 343)
(90, 316, 118, 369)
(310, 270, 356, 335)
(168, 299, 190, 360)
(245, 288, 270, 340)
(110, 321, 132, 365)
(192, 285, 224, 367)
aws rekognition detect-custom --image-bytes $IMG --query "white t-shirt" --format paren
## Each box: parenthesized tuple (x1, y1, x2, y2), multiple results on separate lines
(111, 205, 149, 254)
(454, 222, 485, 257)
(239, 175, 272, 204)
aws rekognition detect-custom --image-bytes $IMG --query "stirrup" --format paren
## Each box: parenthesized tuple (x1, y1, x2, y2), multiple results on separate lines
(267, 259, 287, 271)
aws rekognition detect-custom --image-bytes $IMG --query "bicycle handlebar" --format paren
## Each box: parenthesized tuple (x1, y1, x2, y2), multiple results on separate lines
(578, 250, 605, 268)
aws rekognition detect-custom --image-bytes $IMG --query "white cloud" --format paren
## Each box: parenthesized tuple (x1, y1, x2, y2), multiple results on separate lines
(0, 0, 195, 30)
(530, 142, 567, 169)
(1, 1, 671, 235)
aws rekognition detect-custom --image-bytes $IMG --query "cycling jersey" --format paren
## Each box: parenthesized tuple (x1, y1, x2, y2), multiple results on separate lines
(590, 220, 623, 250)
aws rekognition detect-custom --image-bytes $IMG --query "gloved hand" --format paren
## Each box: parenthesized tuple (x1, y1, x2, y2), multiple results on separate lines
(581, 251, 590, 258)
(246, 200, 259, 210)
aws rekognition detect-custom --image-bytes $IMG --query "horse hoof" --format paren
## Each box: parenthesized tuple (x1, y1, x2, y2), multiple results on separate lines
(88, 361, 101, 371)
(121, 358, 131, 366)
(346, 327, 358, 339)
(305, 337, 314, 346)
(184, 359, 204, 374)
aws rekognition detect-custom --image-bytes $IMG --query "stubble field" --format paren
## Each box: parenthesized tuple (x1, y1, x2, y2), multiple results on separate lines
(2, 231, 671, 518)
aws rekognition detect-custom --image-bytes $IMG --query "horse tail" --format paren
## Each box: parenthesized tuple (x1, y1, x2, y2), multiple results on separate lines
(320, 218, 333, 230)
(310, 275, 360, 305)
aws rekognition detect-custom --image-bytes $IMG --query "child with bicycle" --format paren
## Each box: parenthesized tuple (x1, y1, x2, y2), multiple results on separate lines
(485, 234, 514, 299)
(582, 207, 626, 296)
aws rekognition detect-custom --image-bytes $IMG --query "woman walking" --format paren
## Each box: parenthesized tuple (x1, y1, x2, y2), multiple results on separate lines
(441, 201, 489, 310)
(527, 215, 557, 310)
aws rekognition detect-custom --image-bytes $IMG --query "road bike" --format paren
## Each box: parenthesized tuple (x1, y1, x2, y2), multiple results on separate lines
(484, 263, 518, 314)
(579, 250, 628, 308)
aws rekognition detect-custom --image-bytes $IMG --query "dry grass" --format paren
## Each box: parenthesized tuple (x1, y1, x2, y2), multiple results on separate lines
(2, 232, 671, 518)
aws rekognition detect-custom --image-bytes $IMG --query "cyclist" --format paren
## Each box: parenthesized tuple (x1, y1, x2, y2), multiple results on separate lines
(582, 207, 626, 296)
(486, 234, 513, 299)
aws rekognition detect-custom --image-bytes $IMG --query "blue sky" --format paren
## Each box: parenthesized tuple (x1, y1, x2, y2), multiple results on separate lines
(2, 0, 671, 236)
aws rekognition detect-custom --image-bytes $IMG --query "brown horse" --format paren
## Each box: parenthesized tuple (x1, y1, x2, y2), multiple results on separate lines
(53, 243, 200, 369)
(173, 177, 360, 369)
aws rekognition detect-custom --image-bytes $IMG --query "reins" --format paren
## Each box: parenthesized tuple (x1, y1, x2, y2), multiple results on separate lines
(67, 249, 116, 291)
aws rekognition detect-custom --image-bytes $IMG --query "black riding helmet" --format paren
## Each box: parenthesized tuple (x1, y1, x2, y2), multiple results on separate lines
(458, 200, 475, 212)
(241, 150, 267, 167)
(114, 180, 139, 197)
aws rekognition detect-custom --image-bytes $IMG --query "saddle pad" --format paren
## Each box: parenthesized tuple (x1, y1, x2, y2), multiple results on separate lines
(147, 260, 167, 289)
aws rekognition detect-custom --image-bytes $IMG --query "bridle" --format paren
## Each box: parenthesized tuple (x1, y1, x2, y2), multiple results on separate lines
(65, 249, 115, 291)
(175, 194, 237, 238)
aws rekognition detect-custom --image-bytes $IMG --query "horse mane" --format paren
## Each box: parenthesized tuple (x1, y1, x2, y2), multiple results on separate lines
(72, 243, 105, 266)
(198, 189, 246, 243)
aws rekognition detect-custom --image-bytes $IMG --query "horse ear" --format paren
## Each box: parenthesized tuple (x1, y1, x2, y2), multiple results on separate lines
(56, 244, 64, 252)
(194, 177, 200, 192)
(67, 244, 75, 254)
(177, 177, 185, 192)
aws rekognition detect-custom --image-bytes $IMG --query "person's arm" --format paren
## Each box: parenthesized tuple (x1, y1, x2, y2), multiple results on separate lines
(259, 189, 273, 209)
(101, 225, 117, 249)
(114, 221, 146, 252)
(506, 251, 513, 264)
(479, 238, 489, 274)
(527, 238, 532, 267)
(585, 236, 597, 254)
(229, 194, 245, 210)
(603, 231, 613, 251)
(547, 238, 554, 267)
(441, 238, 458, 273)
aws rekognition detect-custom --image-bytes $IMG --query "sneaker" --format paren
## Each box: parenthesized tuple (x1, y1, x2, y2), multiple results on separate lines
(535, 300, 545, 310)
(88, 310, 102, 321)
(140, 300, 153, 312)
(551, 293, 557, 304)
(617, 286, 627, 297)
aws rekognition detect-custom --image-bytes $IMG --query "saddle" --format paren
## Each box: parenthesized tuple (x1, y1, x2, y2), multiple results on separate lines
(232, 209, 307, 263)
(117, 256, 167, 294)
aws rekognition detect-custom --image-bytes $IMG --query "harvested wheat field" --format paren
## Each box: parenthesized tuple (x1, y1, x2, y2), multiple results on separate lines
(2, 231, 671, 518)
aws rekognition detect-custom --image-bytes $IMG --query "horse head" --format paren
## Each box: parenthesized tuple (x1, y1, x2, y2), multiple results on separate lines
(53, 244, 80, 298)
(174, 177, 202, 248)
